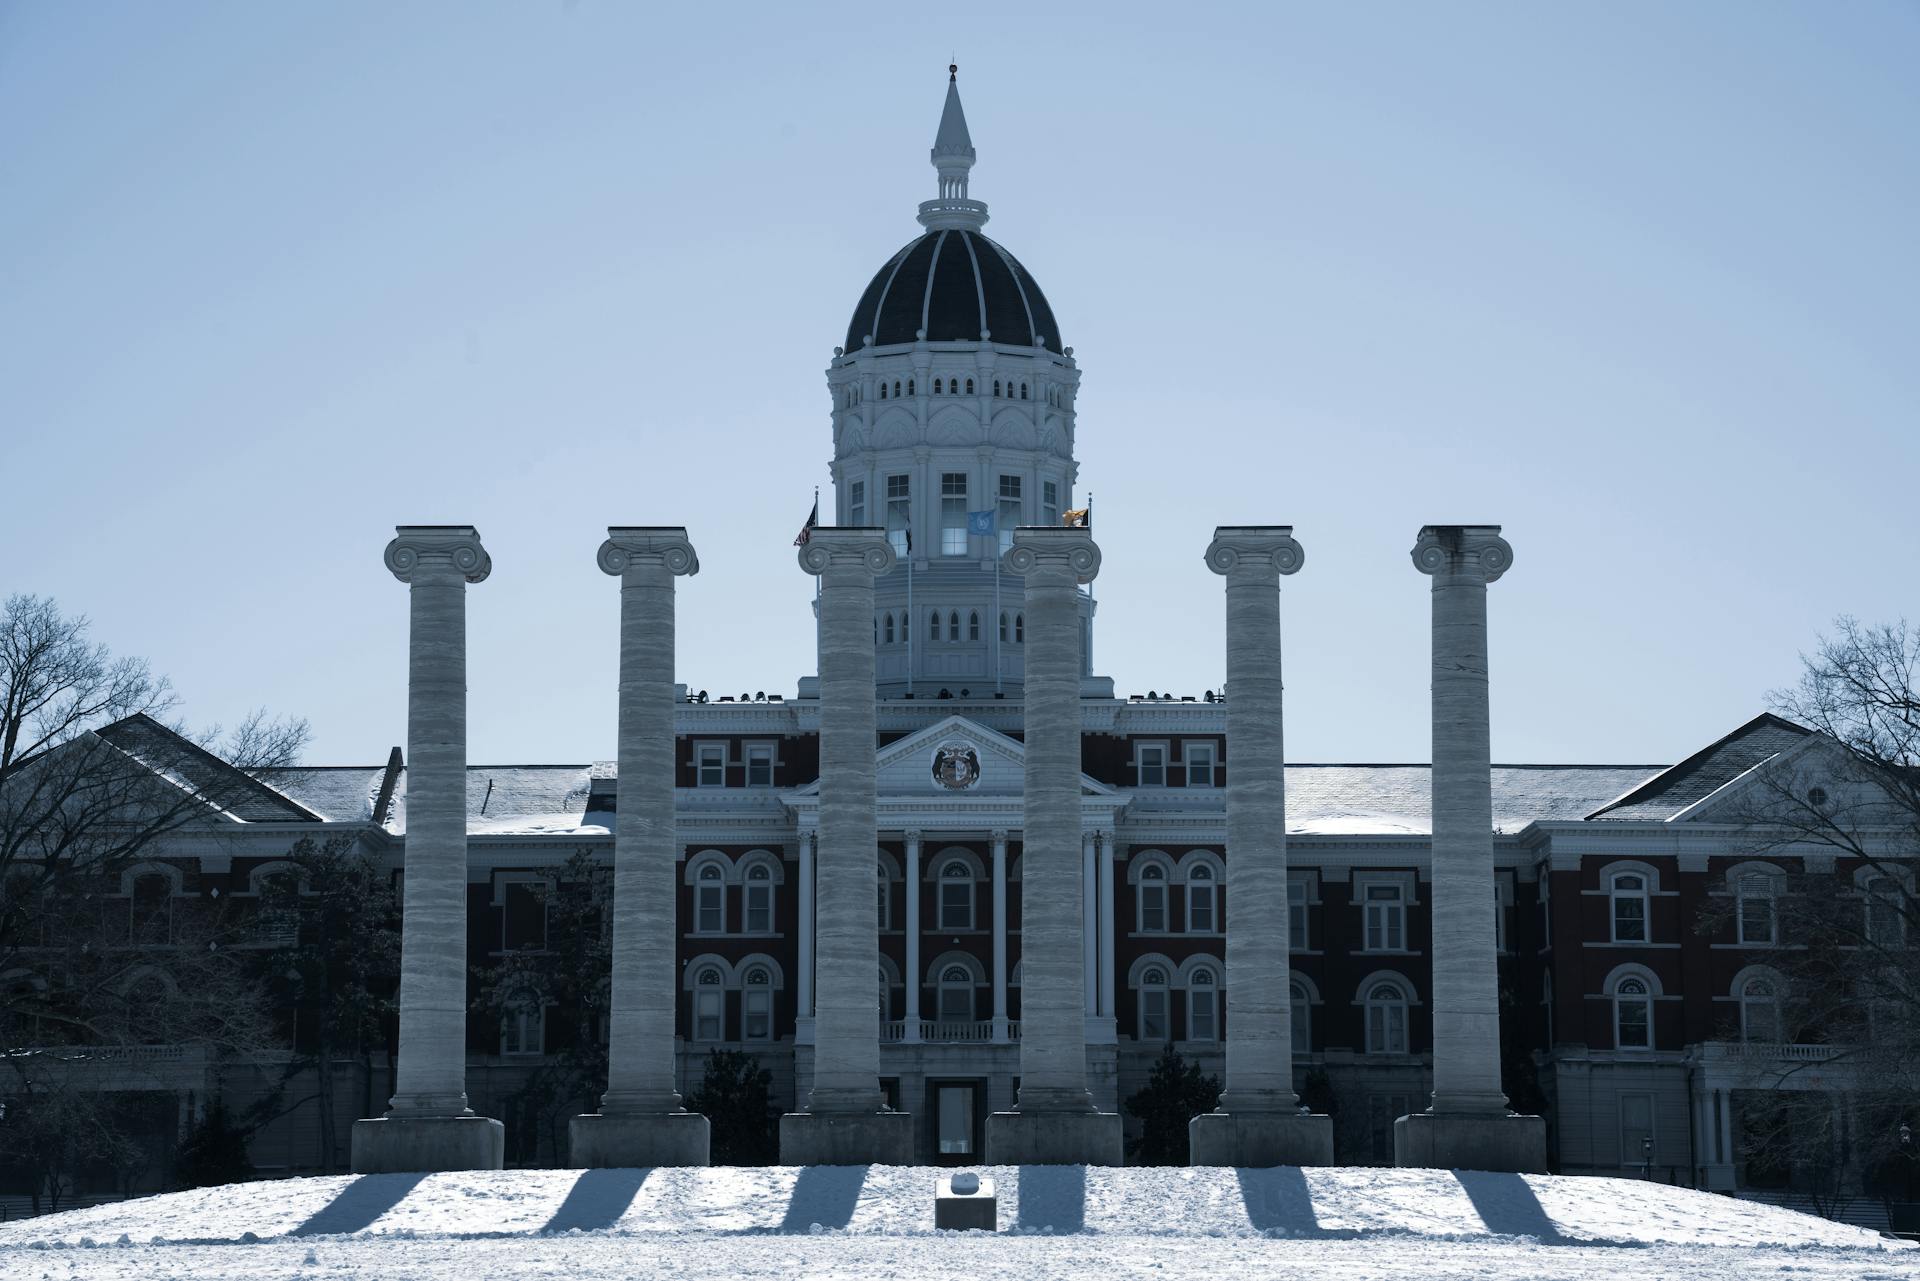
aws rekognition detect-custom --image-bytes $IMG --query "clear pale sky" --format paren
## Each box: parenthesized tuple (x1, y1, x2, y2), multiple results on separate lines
(3, 2, 1915, 768)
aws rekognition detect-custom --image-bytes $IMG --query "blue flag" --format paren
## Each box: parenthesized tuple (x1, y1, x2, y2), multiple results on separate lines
(967, 509, 997, 536)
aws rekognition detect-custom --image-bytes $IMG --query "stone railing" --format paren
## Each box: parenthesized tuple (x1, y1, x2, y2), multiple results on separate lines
(1696, 1041, 1841, 1062)
(5, 1044, 195, 1064)
(880, 1020, 1019, 1044)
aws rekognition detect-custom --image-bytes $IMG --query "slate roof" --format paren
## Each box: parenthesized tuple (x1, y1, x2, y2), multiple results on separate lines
(94, 714, 321, 823)
(845, 230, 1062, 353)
(1585, 714, 1812, 822)
(1283, 764, 1663, 836)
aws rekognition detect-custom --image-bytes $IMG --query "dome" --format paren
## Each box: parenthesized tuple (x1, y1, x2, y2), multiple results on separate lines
(844, 229, 1063, 355)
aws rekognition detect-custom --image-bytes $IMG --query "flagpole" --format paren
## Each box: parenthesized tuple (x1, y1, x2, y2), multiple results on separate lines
(812, 486, 821, 663)
(906, 539, 913, 695)
(993, 543, 1002, 696)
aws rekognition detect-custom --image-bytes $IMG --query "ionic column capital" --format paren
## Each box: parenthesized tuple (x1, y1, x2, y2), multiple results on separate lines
(1411, 525, 1512, 584)
(385, 525, 491, 584)
(1205, 526, 1304, 580)
(903, 829, 923, 845)
(797, 528, 897, 578)
(598, 527, 700, 579)
(1002, 527, 1100, 585)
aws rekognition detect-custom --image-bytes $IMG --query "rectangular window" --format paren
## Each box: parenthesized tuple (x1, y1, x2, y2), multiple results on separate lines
(1184, 742, 1217, 788)
(1042, 480, 1059, 528)
(998, 475, 1022, 553)
(1367, 1000, 1407, 1055)
(501, 880, 548, 951)
(886, 474, 911, 557)
(849, 479, 866, 527)
(1289, 876, 1310, 950)
(745, 882, 772, 934)
(1738, 876, 1776, 945)
(1136, 743, 1167, 787)
(1189, 984, 1217, 1040)
(1620, 1093, 1654, 1169)
(941, 473, 969, 556)
(696, 743, 726, 788)
(696, 876, 725, 933)
(1365, 883, 1405, 952)
(745, 743, 775, 788)
(694, 988, 723, 1041)
(743, 989, 772, 1041)
(940, 878, 974, 931)
(501, 1004, 544, 1056)
(1141, 989, 1168, 1041)
(1188, 877, 1215, 932)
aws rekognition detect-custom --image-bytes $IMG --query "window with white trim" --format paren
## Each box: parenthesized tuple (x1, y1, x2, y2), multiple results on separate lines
(1187, 968, 1218, 1041)
(1187, 864, 1216, 932)
(1135, 742, 1167, 788)
(1289, 874, 1311, 950)
(695, 864, 725, 934)
(1613, 975, 1652, 1049)
(129, 871, 174, 945)
(1290, 980, 1310, 1054)
(937, 964, 975, 1022)
(742, 965, 773, 1040)
(941, 473, 969, 555)
(1493, 882, 1507, 954)
(693, 967, 724, 1041)
(1867, 876, 1905, 946)
(501, 995, 544, 1056)
(938, 860, 975, 931)
(877, 860, 892, 930)
(1365, 981, 1409, 1054)
(498, 874, 551, 952)
(695, 742, 727, 788)
(1138, 864, 1169, 933)
(997, 475, 1022, 553)
(1737, 873, 1777, 946)
(1610, 872, 1648, 943)
(885, 474, 911, 557)
(848, 479, 866, 527)
(744, 863, 774, 934)
(745, 742, 775, 788)
(1138, 965, 1169, 1041)
(1184, 741, 1217, 788)
(1739, 975, 1780, 1043)
(1042, 480, 1059, 528)
(1364, 883, 1405, 952)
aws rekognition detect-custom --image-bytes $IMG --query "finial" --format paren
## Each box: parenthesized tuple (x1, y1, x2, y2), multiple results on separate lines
(919, 64, 987, 232)
(949, 61, 957, 82)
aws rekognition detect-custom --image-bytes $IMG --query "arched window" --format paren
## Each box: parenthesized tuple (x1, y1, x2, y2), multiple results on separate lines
(965, 378, 974, 394)
(1138, 863, 1169, 932)
(1290, 980, 1311, 1054)
(878, 859, 892, 930)
(1015, 613, 1025, 644)
(907, 378, 915, 396)
(933, 377, 944, 395)
(1019, 382, 1028, 399)
(948, 610, 961, 641)
(939, 860, 975, 931)
(742, 965, 773, 1041)
(937, 964, 975, 1022)
(744, 863, 774, 933)
(884, 613, 895, 645)
(880, 383, 888, 399)
(693, 967, 724, 1041)
(1740, 976, 1780, 1043)
(1365, 981, 1409, 1054)
(696, 863, 725, 934)
(968, 611, 980, 641)
(1138, 965, 1170, 1041)
(1610, 872, 1649, 943)
(1737, 873, 1777, 945)
(893, 380, 902, 398)
(994, 379, 1002, 397)
(1613, 975, 1652, 1049)
(1187, 968, 1218, 1041)
(930, 610, 941, 642)
(1187, 864, 1216, 932)
(999, 611, 1008, 643)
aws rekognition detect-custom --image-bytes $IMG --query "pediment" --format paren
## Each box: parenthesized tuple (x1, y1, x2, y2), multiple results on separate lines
(788, 715, 1115, 801)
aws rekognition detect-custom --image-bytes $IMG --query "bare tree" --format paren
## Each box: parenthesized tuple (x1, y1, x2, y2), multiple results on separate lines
(0, 594, 308, 1205)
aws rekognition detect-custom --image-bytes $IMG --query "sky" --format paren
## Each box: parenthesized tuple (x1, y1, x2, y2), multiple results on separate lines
(2, 2, 1916, 769)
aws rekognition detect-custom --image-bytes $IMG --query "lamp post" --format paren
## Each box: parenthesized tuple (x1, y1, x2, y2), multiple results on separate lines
(1641, 1135, 1653, 1181)
(1900, 1122, 1914, 1204)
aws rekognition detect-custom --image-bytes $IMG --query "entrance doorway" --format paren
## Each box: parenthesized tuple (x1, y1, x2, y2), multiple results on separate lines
(929, 1079, 983, 1165)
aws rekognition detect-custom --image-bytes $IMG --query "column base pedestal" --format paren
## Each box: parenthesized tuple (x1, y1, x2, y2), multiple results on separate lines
(984, 1110, 1123, 1166)
(569, 1111, 711, 1168)
(778, 1111, 915, 1165)
(1393, 1111, 1547, 1173)
(1189, 1111, 1334, 1167)
(350, 1115, 504, 1174)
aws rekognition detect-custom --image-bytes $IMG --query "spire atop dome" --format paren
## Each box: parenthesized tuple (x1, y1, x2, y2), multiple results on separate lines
(918, 65, 989, 232)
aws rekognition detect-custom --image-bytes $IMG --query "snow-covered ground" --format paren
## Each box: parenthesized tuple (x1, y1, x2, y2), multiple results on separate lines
(1, 1165, 1912, 1281)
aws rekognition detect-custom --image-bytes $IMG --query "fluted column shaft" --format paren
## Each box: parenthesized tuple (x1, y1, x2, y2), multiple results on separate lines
(1414, 525, 1514, 1115)
(385, 526, 490, 1118)
(800, 529, 897, 1113)
(904, 831, 922, 1040)
(992, 830, 1010, 1034)
(797, 831, 814, 1018)
(1206, 527, 1305, 1113)
(1005, 527, 1100, 1111)
(598, 529, 698, 1114)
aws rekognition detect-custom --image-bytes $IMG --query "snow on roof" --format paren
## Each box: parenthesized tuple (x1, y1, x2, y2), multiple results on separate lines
(1285, 764, 1664, 835)
(1587, 714, 1811, 821)
(273, 767, 390, 824)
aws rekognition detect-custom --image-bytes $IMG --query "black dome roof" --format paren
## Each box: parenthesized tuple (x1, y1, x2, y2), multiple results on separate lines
(845, 229, 1063, 355)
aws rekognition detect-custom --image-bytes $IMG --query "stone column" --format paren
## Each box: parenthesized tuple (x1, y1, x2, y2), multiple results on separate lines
(571, 528, 708, 1167)
(986, 527, 1122, 1164)
(1190, 527, 1332, 1166)
(1394, 524, 1546, 1173)
(991, 829, 1009, 1040)
(351, 525, 504, 1174)
(1081, 832, 1098, 1015)
(781, 528, 914, 1164)
(1097, 839, 1116, 1017)
(904, 831, 922, 1041)
(797, 830, 815, 1021)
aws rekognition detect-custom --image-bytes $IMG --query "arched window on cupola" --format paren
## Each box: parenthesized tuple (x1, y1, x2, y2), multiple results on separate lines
(884, 613, 895, 645)
(1020, 382, 1028, 400)
(1015, 613, 1025, 644)
(968, 611, 980, 642)
(999, 612, 1008, 643)
(994, 379, 1002, 397)
(965, 378, 974, 394)
(893, 380, 902, 398)
(880, 383, 888, 400)
(908, 378, 915, 396)
(948, 611, 961, 641)
(929, 611, 941, 642)
(933, 377, 944, 394)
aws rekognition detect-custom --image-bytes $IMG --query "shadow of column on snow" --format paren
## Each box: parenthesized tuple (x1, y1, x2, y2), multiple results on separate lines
(1014, 1165, 1087, 1233)
(1235, 1166, 1339, 1238)
(778, 1164, 870, 1232)
(290, 1172, 430, 1238)
(1454, 1170, 1575, 1246)
(541, 1167, 652, 1234)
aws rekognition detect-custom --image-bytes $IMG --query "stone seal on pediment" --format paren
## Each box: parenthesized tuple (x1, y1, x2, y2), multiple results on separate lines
(931, 742, 981, 791)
